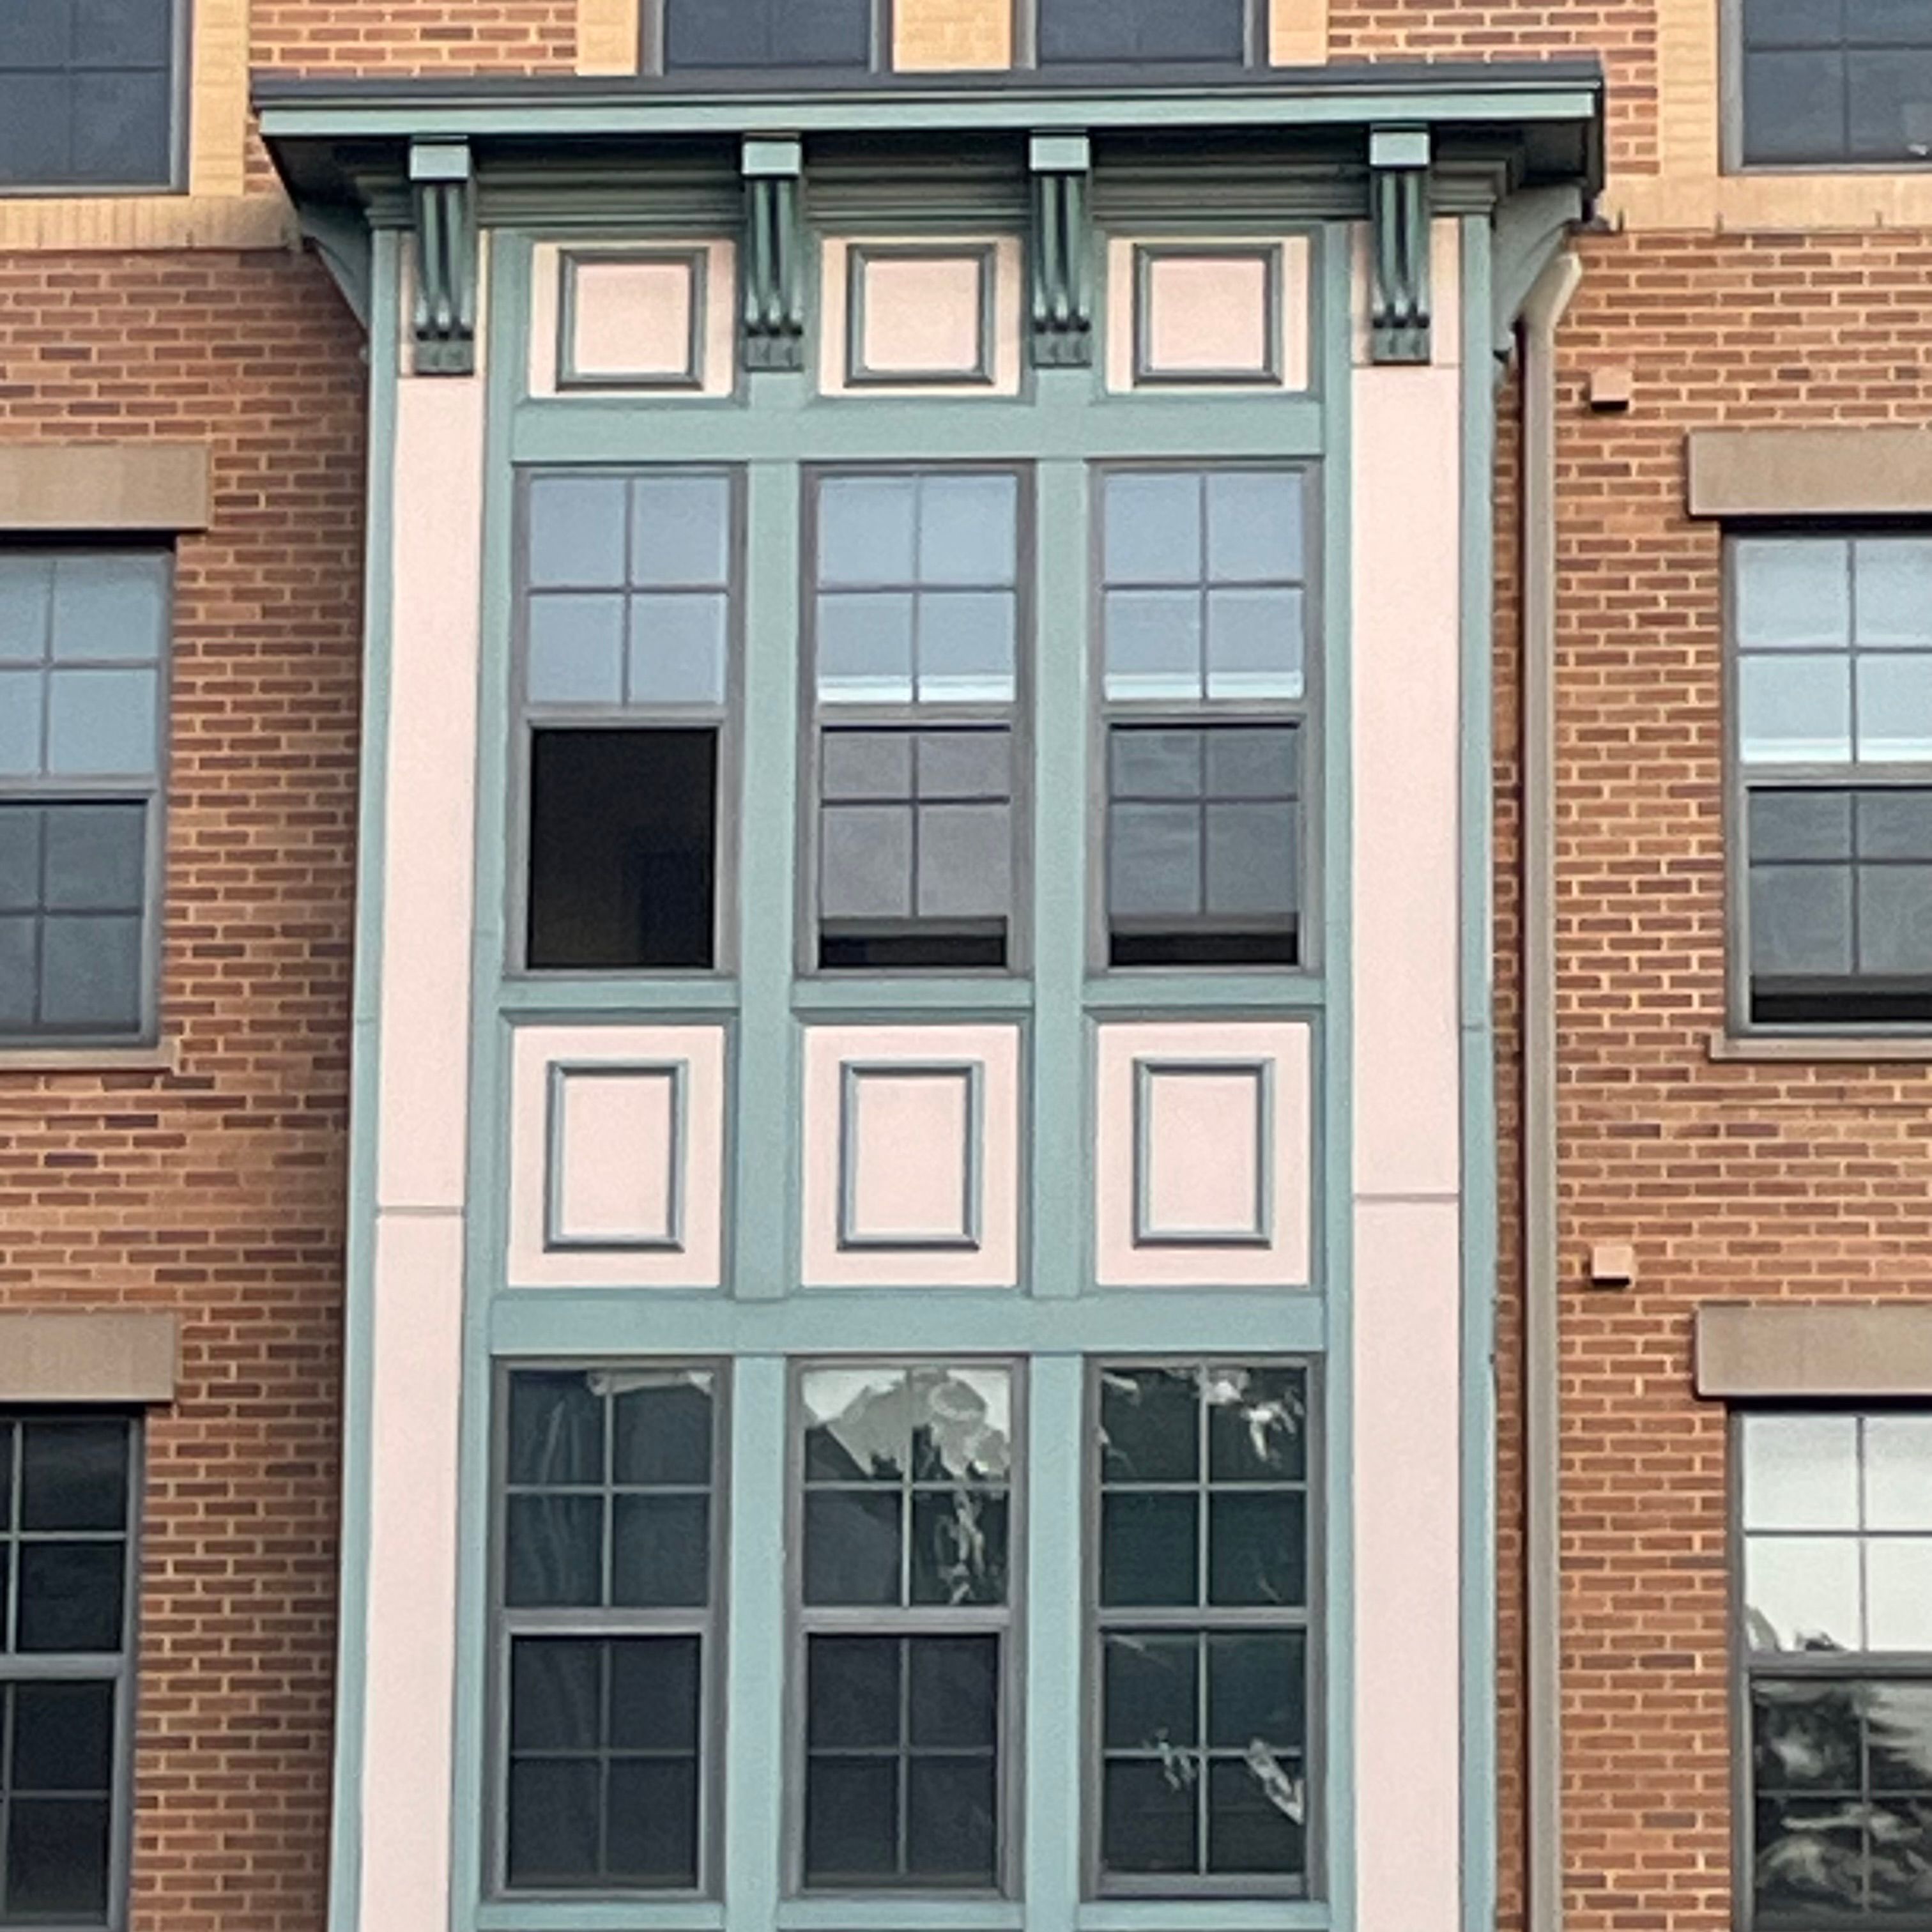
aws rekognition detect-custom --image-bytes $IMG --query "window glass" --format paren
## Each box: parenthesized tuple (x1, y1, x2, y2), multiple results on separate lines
(0, 0, 178, 189)
(1740, 0, 1932, 166)
(663, 0, 872, 70)
(1038, 0, 1246, 66)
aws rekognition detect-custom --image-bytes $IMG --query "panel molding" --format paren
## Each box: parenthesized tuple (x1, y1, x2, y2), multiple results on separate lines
(544, 1058, 690, 1252)
(845, 241, 998, 387)
(558, 245, 709, 390)
(1132, 241, 1284, 388)
(837, 1059, 986, 1250)
(1131, 1056, 1275, 1247)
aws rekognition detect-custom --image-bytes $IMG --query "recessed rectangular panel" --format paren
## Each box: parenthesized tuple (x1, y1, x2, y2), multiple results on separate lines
(562, 251, 705, 390)
(1135, 1061, 1271, 1246)
(851, 246, 994, 386)
(1138, 247, 1280, 385)
(547, 1062, 686, 1252)
(839, 1064, 982, 1250)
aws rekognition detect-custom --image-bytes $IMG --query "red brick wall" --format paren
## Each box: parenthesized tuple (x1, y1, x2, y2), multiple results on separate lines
(250, 0, 577, 75)
(0, 250, 365, 1932)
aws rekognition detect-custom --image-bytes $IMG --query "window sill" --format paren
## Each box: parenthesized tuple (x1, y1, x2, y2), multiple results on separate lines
(778, 1901, 1023, 1932)
(0, 1039, 178, 1075)
(1080, 1904, 1327, 1932)
(476, 1905, 723, 1932)
(1707, 1031, 1932, 1064)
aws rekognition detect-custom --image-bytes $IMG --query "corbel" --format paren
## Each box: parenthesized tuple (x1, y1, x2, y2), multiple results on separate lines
(1029, 132, 1092, 369)
(1489, 182, 1584, 373)
(1368, 126, 1431, 365)
(741, 135, 805, 372)
(409, 139, 477, 376)
(298, 203, 371, 334)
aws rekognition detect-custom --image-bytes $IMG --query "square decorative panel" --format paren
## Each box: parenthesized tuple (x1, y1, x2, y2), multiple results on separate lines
(509, 1023, 727, 1288)
(528, 240, 737, 398)
(802, 1024, 1022, 1286)
(820, 236, 1023, 397)
(1107, 236, 1312, 393)
(1094, 1021, 1312, 1286)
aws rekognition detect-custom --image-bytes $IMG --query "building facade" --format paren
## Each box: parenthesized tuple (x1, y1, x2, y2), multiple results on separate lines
(0, 6, 1928, 1932)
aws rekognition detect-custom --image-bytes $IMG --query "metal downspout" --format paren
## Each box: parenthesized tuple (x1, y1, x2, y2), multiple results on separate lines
(1521, 246, 1581, 1932)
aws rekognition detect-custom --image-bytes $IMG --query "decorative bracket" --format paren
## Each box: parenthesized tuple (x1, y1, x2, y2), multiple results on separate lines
(298, 203, 371, 334)
(1029, 132, 1092, 369)
(1489, 183, 1585, 372)
(741, 135, 805, 372)
(1368, 126, 1431, 365)
(409, 139, 477, 376)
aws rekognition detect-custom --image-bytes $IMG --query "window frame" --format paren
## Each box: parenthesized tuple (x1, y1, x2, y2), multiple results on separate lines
(1084, 1357, 1322, 1901)
(1089, 461, 1321, 977)
(1723, 525, 1932, 1038)
(797, 463, 1036, 979)
(0, 1410, 143, 1932)
(486, 1361, 731, 1903)
(508, 465, 745, 979)
(639, 0, 891, 77)
(784, 1357, 1027, 1899)
(0, 0, 190, 197)
(0, 546, 172, 1050)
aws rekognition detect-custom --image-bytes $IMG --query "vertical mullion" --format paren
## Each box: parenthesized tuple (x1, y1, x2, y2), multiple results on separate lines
(602, 1392, 617, 1610)
(0, 1677, 13, 1920)
(897, 1633, 913, 1878)
(6, 1420, 20, 1651)
(596, 1639, 613, 1881)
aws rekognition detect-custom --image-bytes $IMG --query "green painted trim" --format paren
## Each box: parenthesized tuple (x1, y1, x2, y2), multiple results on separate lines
(477, 1906, 726, 1932)
(1456, 213, 1501, 1932)
(778, 1902, 1025, 1932)
(792, 976, 1034, 1015)
(326, 226, 400, 1932)
(1078, 1906, 1331, 1932)
(497, 975, 742, 1015)
(1081, 973, 1323, 1013)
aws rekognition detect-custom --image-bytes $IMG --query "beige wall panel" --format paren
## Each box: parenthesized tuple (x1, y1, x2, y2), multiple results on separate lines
(578, 0, 641, 72)
(0, 443, 211, 532)
(1689, 427, 1932, 518)
(1698, 1304, 1932, 1399)
(894, 0, 1012, 70)
(1268, 0, 1328, 65)
(0, 1312, 178, 1402)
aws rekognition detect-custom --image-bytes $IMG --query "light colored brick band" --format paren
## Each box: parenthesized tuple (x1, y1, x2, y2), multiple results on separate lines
(0, 1312, 179, 1403)
(578, 0, 640, 73)
(0, 443, 211, 533)
(1697, 1303, 1932, 1399)
(1688, 427, 1932, 518)
(1269, 0, 1328, 66)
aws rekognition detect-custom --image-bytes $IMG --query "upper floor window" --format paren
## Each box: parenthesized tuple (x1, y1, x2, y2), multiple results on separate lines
(1730, 533, 1932, 1031)
(0, 550, 169, 1045)
(656, 0, 874, 72)
(1037, 0, 1251, 66)
(1739, 1410, 1932, 1926)
(0, 0, 182, 190)
(1738, 0, 1932, 168)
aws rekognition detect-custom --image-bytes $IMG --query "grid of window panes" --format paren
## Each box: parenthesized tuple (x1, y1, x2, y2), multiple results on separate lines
(498, 1368, 720, 1894)
(0, 551, 167, 1042)
(0, 0, 180, 189)
(798, 1363, 1014, 1890)
(1733, 536, 1932, 1027)
(1037, 0, 1246, 66)
(1094, 1363, 1310, 1892)
(1738, 0, 1932, 168)
(519, 471, 736, 972)
(661, 0, 872, 70)
(809, 472, 1024, 971)
(1742, 1412, 1932, 1924)
(1099, 470, 1308, 968)
(0, 1414, 135, 1929)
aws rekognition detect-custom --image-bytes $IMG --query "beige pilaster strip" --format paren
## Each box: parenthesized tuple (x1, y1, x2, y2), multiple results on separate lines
(578, 0, 642, 73)
(0, 1313, 179, 1404)
(1269, 0, 1328, 66)
(1689, 427, 1932, 518)
(0, 443, 211, 533)
(893, 0, 1013, 69)
(1698, 1303, 1932, 1400)
(0, 194, 294, 251)
(186, 0, 250, 197)
(1654, 0, 1720, 178)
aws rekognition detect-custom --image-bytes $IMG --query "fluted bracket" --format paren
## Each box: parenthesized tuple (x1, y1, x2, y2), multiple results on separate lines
(409, 140, 477, 376)
(1029, 133, 1092, 369)
(742, 135, 805, 372)
(1368, 126, 1431, 365)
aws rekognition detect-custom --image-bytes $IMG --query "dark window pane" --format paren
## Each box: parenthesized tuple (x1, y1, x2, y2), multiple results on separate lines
(527, 728, 717, 970)
(1206, 726, 1299, 800)
(613, 1379, 712, 1487)
(0, 808, 42, 911)
(1101, 1368, 1199, 1483)
(1744, 0, 1843, 50)
(1744, 49, 1850, 164)
(1208, 1757, 1304, 1877)
(1752, 789, 1853, 862)
(1104, 1633, 1199, 1752)
(1208, 1633, 1306, 1752)
(804, 1758, 899, 1880)
(820, 802, 914, 920)
(1207, 1367, 1307, 1482)
(8, 0, 73, 70)
(76, 0, 177, 66)
(40, 914, 142, 1032)
(1111, 728, 1204, 800)
(1039, 0, 1244, 64)
(1868, 1683, 1932, 1791)
(1103, 1758, 1199, 1874)
(803, 1489, 901, 1606)
(1101, 1492, 1200, 1608)
(1111, 804, 1204, 921)
(1860, 789, 1932, 861)
(919, 730, 1011, 801)
(907, 1636, 998, 1750)
(42, 802, 144, 912)
(822, 729, 914, 801)
(1204, 801, 1297, 919)
(606, 1758, 699, 1887)
(1858, 864, 1932, 976)
(808, 1636, 901, 1749)
(609, 1636, 702, 1754)
(917, 802, 1012, 924)
(0, 75, 76, 187)
(5, 1797, 111, 1918)
(664, 0, 870, 68)
(507, 1372, 604, 1487)
(1209, 1491, 1307, 1609)
(0, 917, 37, 1031)
(910, 1489, 1008, 1607)
(20, 1419, 128, 1530)
(70, 67, 172, 187)
(612, 1493, 709, 1609)
(1848, 49, 1932, 160)
(509, 1639, 603, 1753)
(906, 1757, 997, 1883)
(804, 1372, 908, 1481)
(1755, 1793, 1866, 1917)
(504, 1494, 603, 1608)
(11, 1682, 115, 1793)
(507, 1758, 601, 1887)
(1751, 862, 1854, 977)
(17, 1542, 124, 1652)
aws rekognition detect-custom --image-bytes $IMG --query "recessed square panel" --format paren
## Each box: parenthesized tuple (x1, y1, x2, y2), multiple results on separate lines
(852, 247, 994, 386)
(563, 252, 705, 390)
(841, 1064, 982, 1249)
(1136, 1062, 1271, 1245)
(1139, 249, 1279, 385)
(548, 1064, 686, 1250)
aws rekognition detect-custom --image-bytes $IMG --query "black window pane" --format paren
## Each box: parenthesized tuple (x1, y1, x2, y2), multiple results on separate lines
(0, 75, 75, 187)
(509, 1639, 603, 1752)
(504, 1494, 603, 1608)
(804, 1758, 899, 1881)
(909, 1489, 1008, 1607)
(507, 1371, 604, 1486)
(664, 0, 869, 68)
(608, 1636, 702, 1754)
(808, 1637, 900, 1750)
(5, 1797, 111, 1919)
(8, 0, 71, 68)
(1104, 1633, 1199, 1752)
(0, 810, 41, 912)
(11, 1681, 115, 1793)
(1103, 1759, 1199, 1874)
(20, 1419, 128, 1531)
(507, 1758, 601, 1887)
(0, 1424, 12, 1526)
(1867, 1683, 1932, 1791)
(17, 1543, 124, 1653)
(527, 728, 717, 970)
(69, 66, 172, 187)
(1848, 49, 1932, 160)
(1859, 790, 1932, 860)
(1756, 1793, 1866, 1919)
(1101, 1367, 1200, 1483)
(1745, 0, 1843, 49)
(41, 803, 143, 912)
(906, 1757, 997, 1884)
(1208, 1633, 1306, 1752)
(79, 0, 177, 66)
(607, 1758, 699, 1887)
(803, 1489, 901, 1606)
(907, 1636, 997, 1750)
(1101, 1492, 1200, 1608)
(1207, 1367, 1307, 1482)
(1743, 49, 1850, 163)
(1110, 728, 1203, 800)
(1752, 788, 1853, 862)
(1039, 0, 1245, 64)
(0, 917, 36, 1031)
(613, 1379, 712, 1487)
(612, 1493, 709, 1609)
(39, 912, 142, 1032)
(1208, 1491, 1307, 1609)
(1207, 1758, 1304, 1878)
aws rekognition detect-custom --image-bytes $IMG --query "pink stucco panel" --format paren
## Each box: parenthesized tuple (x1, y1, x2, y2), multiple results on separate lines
(527, 240, 737, 399)
(818, 236, 1023, 397)
(860, 253, 988, 376)
(554, 1068, 681, 1243)
(847, 1071, 977, 1243)
(1105, 234, 1312, 392)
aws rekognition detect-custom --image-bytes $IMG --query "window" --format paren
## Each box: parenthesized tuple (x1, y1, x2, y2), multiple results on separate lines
(1739, 1411, 1932, 1925)
(0, 0, 181, 191)
(1093, 1363, 1312, 1894)
(1731, 535, 1932, 1029)
(0, 551, 168, 1043)
(658, 0, 873, 71)
(519, 471, 737, 972)
(1737, 0, 1932, 169)
(806, 471, 1027, 972)
(496, 1368, 723, 1894)
(795, 1363, 1016, 1891)
(1098, 470, 1310, 969)
(0, 1414, 137, 1930)
(1036, 0, 1250, 66)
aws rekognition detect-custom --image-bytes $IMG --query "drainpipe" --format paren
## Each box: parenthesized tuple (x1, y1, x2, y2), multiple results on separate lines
(1521, 245, 1581, 1932)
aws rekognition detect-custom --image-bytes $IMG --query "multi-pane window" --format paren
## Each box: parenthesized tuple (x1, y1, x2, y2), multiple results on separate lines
(0, 0, 180, 190)
(1036, 0, 1248, 66)
(659, 0, 872, 71)
(1740, 1411, 1932, 1925)
(497, 1368, 722, 1894)
(808, 471, 1025, 971)
(0, 552, 168, 1043)
(519, 471, 737, 972)
(1099, 469, 1309, 968)
(0, 1414, 137, 1929)
(797, 1363, 1015, 1890)
(1732, 535, 1932, 1029)
(1738, 0, 1932, 168)
(1094, 1363, 1311, 1893)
